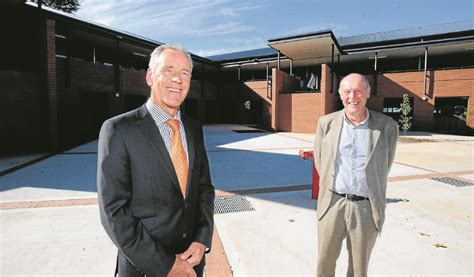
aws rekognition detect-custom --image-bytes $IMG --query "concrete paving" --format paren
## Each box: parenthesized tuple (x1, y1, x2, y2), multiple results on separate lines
(0, 124, 473, 276)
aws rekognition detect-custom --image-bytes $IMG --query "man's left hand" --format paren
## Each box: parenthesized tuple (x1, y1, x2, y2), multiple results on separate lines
(179, 242, 206, 267)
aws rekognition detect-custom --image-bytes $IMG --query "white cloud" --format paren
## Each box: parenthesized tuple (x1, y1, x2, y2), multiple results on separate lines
(219, 3, 263, 17)
(76, 0, 263, 39)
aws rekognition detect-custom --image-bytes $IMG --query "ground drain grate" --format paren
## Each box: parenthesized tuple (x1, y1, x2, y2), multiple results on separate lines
(232, 130, 264, 133)
(214, 195, 255, 214)
(429, 177, 474, 187)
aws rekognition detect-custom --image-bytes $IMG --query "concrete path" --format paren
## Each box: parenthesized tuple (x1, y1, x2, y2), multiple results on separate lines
(0, 125, 473, 276)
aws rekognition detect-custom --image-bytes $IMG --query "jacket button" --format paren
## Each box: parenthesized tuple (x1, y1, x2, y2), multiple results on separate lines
(182, 232, 187, 238)
(184, 203, 189, 209)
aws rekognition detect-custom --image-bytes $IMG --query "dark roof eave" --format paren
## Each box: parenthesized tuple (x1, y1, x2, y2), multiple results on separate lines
(24, 3, 215, 65)
(268, 29, 333, 43)
(213, 54, 279, 64)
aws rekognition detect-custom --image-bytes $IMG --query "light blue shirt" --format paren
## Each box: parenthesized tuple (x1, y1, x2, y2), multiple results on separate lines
(145, 98, 189, 161)
(333, 109, 369, 197)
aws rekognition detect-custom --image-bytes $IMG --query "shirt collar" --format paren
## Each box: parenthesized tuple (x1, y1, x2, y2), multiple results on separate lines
(145, 98, 182, 125)
(343, 108, 369, 127)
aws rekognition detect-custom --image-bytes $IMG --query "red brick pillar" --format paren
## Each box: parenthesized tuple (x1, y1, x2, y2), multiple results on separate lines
(45, 17, 59, 152)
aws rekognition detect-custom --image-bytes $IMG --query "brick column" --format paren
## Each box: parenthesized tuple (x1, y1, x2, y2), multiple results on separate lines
(45, 17, 59, 152)
(270, 68, 279, 131)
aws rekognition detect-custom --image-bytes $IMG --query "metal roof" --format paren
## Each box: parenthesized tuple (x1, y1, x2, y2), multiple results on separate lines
(339, 20, 473, 47)
(208, 20, 473, 65)
(206, 47, 278, 62)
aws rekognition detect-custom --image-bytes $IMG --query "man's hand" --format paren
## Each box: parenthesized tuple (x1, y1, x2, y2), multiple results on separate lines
(167, 255, 196, 277)
(179, 242, 206, 267)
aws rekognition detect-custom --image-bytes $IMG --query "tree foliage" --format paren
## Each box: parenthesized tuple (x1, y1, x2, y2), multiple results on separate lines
(40, 0, 80, 13)
(398, 93, 412, 133)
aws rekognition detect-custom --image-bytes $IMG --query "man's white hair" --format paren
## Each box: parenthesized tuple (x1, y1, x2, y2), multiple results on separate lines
(148, 44, 193, 73)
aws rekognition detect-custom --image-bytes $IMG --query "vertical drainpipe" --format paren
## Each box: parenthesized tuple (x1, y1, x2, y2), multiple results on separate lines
(373, 52, 378, 95)
(266, 63, 271, 99)
(277, 51, 281, 70)
(374, 52, 378, 71)
(289, 59, 293, 76)
(423, 47, 428, 98)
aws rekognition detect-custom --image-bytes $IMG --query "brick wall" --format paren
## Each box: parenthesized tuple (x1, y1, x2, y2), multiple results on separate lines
(278, 93, 320, 132)
(243, 81, 271, 103)
(122, 68, 148, 96)
(71, 58, 114, 92)
(272, 69, 299, 131)
(276, 64, 337, 133)
(46, 17, 58, 151)
(322, 64, 340, 114)
(368, 68, 474, 130)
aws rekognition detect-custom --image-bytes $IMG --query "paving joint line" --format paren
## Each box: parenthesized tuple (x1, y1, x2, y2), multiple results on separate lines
(2, 171, 472, 210)
(0, 154, 54, 177)
(207, 146, 311, 153)
(393, 161, 439, 173)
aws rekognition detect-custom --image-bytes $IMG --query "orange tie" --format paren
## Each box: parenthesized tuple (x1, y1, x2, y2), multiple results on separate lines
(167, 119, 188, 197)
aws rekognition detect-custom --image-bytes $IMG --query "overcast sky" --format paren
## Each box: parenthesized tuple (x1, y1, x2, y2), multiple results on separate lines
(74, 0, 473, 57)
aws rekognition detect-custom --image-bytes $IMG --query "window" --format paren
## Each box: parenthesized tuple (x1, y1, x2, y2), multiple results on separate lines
(383, 97, 414, 122)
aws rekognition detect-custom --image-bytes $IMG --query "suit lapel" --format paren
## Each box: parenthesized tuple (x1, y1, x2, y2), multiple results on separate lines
(136, 105, 181, 194)
(182, 116, 195, 198)
(367, 111, 381, 163)
(328, 111, 344, 167)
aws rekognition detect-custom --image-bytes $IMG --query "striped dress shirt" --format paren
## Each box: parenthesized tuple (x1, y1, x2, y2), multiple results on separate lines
(145, 98, 189, 161)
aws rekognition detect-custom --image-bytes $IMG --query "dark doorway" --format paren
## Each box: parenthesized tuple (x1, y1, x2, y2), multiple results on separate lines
(79, 91, 109, 143)
(433, 97, 469, 134)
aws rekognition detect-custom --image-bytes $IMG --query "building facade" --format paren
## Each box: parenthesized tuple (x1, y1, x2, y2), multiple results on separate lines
(1, 2, 473, 154)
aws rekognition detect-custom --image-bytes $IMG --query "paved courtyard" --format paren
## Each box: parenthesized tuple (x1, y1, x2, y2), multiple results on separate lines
(0, 125, 473, 276)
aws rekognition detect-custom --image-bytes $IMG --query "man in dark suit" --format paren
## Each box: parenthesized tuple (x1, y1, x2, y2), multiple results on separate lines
(97, 44, 215, 277)
(314, 73, 398, 276)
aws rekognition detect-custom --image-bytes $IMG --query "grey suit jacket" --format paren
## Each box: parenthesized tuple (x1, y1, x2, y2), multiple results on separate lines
(313, 110, 398, 232)
(97, 104, 215, 276)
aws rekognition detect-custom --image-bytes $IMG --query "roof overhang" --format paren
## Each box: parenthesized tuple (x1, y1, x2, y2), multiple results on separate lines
(268, 30, 343, 64)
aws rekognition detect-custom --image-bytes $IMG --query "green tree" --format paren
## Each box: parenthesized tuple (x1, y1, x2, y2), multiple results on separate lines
(39, 0, 80, 13)
(398, 93, 412, 133)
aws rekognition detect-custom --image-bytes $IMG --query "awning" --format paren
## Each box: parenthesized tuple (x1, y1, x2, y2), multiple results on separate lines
(268, 30, 343, 65)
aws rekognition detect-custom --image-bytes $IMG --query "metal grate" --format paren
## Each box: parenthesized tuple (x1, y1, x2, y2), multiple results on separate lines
(232, 130, 264, 133)
(214, 195, 255, 214)
(430, 177, 474, 187)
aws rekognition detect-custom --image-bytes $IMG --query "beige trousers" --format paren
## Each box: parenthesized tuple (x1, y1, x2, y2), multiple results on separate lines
(317, 194, 378, 277)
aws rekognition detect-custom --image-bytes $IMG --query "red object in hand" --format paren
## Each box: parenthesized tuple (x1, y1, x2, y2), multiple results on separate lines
(299, 150, 320, 199)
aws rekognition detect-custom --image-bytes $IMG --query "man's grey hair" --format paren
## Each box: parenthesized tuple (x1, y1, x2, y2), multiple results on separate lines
(340, 73, 371, 92)
(148, 44, 193, 73)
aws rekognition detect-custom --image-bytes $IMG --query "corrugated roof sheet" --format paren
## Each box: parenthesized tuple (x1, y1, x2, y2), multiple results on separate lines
(206, 47, 278, 62)
(339, 20, 473, 46)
